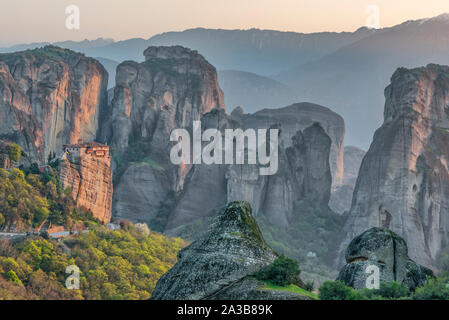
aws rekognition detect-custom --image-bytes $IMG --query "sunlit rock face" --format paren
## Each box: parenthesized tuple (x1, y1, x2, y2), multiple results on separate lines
(101, 46, 225, 225)
(59, 142, 113, 223)
(0, 46, 108, 163)
(338, 64, 449, 270)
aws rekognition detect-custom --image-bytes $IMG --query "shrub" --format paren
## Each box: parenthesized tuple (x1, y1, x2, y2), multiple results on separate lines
(5, 270, 22, 285)
(319, 280, 357, 300)
(6, 144, 21, 162)
(355, 281, 410, 300)
(413, 277, 449, 300)
(304, 281, 314, 292)
(377, 281, 409, 299)
(255, 255, 301, 287)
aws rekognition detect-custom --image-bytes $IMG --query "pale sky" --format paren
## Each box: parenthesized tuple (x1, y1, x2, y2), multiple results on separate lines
(1, 0, 449, 46)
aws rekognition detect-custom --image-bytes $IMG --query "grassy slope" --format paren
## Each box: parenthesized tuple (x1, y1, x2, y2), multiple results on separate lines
(260, 281, 318, 300)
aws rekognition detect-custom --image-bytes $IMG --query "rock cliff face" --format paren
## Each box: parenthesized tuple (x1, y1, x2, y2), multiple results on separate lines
(329, 146, 365, 214)
(226, 122, 332, 228)
(163, 109, 234, 237)
(340, 64, 449, 269)
(230, 102, 345, 189)
(338, 228, 433, 290)
(151, 201, 310, 300)
(161, 112, 333, 236)
(59, 142, 113, 223)
(101, 46, 225, 224)
(102, 46, 339, 249)
(0, 46, 108, 163)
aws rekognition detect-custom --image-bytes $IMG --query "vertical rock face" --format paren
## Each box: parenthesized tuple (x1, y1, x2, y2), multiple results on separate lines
(59, 142, 113, 223)
(0, 46, 108, 163)
(164, 109, 234, 237)
(340, 64, 449, 269)
(164, 117, 333, 235)
(102, 46, 225, 225)
(230, 102, 345, 189)
(329, 146, 365, 214)
(227, 122, 332, 228)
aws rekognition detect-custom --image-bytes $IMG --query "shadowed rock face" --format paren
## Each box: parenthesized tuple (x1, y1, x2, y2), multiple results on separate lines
(0, 46, 108, 163)
(231, 102, 345, 189)
(329, 146, 365, 214)
(104, 47, 337, 236)
(101, 45, 225, 225)
(165, 118, 333, 236)
(151, 201, 310, 300)
(239, 122, 332, 228)
(337, 228, 433, 290)
(339, 64, 449, 269)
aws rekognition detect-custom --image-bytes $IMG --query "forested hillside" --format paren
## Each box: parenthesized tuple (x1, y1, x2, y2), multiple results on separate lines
(0, 224, 186, 299)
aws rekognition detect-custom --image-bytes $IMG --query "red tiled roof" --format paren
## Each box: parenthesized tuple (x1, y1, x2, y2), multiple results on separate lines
(63, 141, 108, 148)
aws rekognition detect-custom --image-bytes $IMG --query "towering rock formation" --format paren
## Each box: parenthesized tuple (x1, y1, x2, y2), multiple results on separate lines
(226, 122, 332, 228)
(151, 201, 310, 300)
(0, 46, 108, 163)
(59, 141, 113, 223)
(102, 46, 341, 251)
(340, 64, 449, 269)
(163, 108, 234, 237)
(101, 46, 225, 225)
(230, 102, 345, 189)
(162, 113, 333, 236)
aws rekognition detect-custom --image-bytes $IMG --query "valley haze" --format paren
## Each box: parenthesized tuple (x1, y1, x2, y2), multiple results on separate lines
(2, 2, 449, 303)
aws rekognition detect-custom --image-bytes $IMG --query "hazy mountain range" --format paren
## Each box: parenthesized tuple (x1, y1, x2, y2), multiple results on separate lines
(4, 13, 449, 147)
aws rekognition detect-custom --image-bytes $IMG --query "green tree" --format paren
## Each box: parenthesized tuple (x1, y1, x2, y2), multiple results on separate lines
(319, 281, 357, 300)
(255, 255, 301, 286)
(413, 277, 449, 300)
(7, 144, 21, 162)
(5, 270, 22, 285)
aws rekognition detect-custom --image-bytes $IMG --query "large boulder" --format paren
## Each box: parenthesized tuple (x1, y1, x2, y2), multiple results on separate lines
(337, 227, 433, 290)
(151, 201, 310, 300)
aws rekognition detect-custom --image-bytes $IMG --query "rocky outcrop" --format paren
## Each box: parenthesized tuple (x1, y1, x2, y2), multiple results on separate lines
(163, 109, 234, 237)
(0, 46, 108, 163)
(230, 102, 345, 189)
(337, 228, 433, 290)
(101, 45, 225, 225)
(339, 64, 449, 269)
(163, 117, 333, 235)
(329, 146, 365, 214)
(151, 201, 310, 300)
(226, 123, 332, 228)
(103, 46, 339, 245)
(59, 142, 113, 223)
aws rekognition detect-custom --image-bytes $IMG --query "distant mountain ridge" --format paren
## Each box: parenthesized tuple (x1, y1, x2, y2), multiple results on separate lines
(277, 13, 449, 148)
(0, 27, 377, 76)
(5, 14, 449, 148)
(218, 70, 299, 112)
